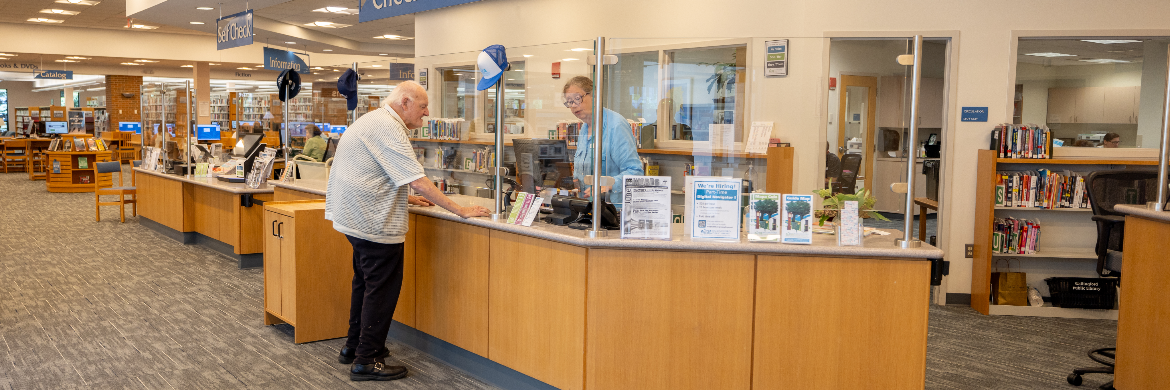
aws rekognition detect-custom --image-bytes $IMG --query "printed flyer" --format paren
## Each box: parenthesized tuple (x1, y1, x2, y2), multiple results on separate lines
(781, 194, 814, 244)
(621, 176, 672, 240)
(685, 177, 742, 240)
(748, 193, 782, 242)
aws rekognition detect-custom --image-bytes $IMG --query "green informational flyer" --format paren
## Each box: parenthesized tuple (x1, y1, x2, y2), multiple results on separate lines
(77, 157, 88, 169)
(748, 193, 782, 243)
(506, 192, 529, 224)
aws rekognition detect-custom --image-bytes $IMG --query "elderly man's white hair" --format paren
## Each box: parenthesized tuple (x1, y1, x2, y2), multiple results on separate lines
(383, 81, 427, 108)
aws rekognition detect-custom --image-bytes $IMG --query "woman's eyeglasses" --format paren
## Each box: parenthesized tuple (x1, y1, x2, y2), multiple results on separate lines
(563, 93, 590, 108)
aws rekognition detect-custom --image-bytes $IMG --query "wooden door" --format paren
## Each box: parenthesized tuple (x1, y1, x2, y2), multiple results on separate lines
(263, 210, 283, 316)
(1046, 88, 1076, 123)
(838, 75, 879, 183)
(1075, 87, 1105, 123)
(279, 213, 297, 324)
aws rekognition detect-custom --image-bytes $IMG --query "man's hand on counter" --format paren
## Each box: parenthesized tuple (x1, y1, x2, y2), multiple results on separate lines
(456, 205, 492, 219)
(409, 177, 490, 219)
(408, 195, 434, 206)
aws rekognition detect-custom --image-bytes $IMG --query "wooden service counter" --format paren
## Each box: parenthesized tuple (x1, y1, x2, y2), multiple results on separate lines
(1110, 205, 1170, 390)
(266, 180, 944, 390)
(134, 168, 274, 268)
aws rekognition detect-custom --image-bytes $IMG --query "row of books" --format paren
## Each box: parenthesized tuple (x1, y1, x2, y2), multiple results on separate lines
(505, 192, 544, 227)
(48, 137, 109, 152)
(414, 118, 468, 140)
(995, 170, 1090, 209)
(990, 124, 1052, 159)
(992, 217, 1041, 255)
(552, 121, 583, 146)
(628, 120, 647, 141)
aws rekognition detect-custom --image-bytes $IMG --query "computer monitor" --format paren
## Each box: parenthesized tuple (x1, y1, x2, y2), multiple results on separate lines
(196, 124, 221, 141)
(45, 121, 68, 134)
(119, 122, 142, 133)
(289, 122, 310, 137)
(331, 125, 347, 134)
(323, 138, 339, 161)
(233, 133, 265, 158)
(511, 139, 569, 193)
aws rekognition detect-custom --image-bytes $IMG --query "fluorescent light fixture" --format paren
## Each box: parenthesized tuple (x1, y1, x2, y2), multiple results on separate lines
(129, 24, 158, 29)
(181, 65, 193, 68)
(379, 53, 388, 56)
(87, 87, 105, 91)
(41, 9, 80, 15)
(306, 21, 349, 28)
(322, 49, 333, 52)
(311, 67, 324, 70)
(569, 48, 591, 52)
(57, 0, 100, 5)
(371, 65, 382, 67)
(1081, 39, 1142, 45)
(134, 59, 157, 63)
(65, 56, 88, 59)
(523, 54, 533, 57)
(209, 63, 220, 65)
(28, 18, 64, 23)
(238, 67, 253, 70)
(121, 62, 142, 66)
(54, 59, 79, 63)
(373, 35, 413, 40)
(1079, 59, 1131, 64)
(313, 7, 357, 14)
(1025, 52, 1077, 57)
(332, 69, 340, 72)
(190, 21, 204, 25)
(0, 53, 16, 56)
(196, 6, 214, 10)
(562, 58, 579, 61)
(285, 41, 296, 45)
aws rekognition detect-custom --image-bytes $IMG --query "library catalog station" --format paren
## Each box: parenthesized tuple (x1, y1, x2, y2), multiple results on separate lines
(1, 0, 1169, 389)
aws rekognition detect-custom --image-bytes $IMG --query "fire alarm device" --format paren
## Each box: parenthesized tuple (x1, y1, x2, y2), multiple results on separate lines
(829, 77, 837, 90)
(552, 62, 561, 79)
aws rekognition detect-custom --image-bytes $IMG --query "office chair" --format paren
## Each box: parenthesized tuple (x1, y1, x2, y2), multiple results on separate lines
(832, 153, 862, 195)
(1067, 169, 1161, 389)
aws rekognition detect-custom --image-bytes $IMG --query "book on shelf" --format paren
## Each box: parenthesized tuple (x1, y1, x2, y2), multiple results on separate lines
(73, 138, 85, 151)
(990, 124, 1051, 159)
(86, 138, 97, 151)
(555, 121, 583, 146)
(996, 170, 1089, 209)
(77, 157, 88, 169)
(992, 217, 1040, 255)
(415, 118, 468, 140)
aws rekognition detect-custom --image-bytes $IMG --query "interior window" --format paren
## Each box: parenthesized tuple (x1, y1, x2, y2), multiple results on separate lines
(439, 66, 477, 123)
(663, 45, 746, 143)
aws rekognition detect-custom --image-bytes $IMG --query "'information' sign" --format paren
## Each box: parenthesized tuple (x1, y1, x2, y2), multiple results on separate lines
(263, 47, 312, 74)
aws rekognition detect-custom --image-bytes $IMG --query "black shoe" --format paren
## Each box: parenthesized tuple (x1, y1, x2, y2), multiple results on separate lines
(350, 362, 408, 381)
(338, 347, 390, 364)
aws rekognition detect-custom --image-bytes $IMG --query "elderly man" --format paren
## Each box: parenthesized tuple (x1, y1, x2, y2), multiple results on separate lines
(326, 81, 490, 381)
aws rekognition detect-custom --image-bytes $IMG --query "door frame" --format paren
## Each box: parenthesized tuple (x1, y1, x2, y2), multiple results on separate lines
(837, 75, 878, 185)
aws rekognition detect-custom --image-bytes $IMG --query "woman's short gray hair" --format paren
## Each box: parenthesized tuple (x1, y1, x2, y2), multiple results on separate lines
(563, 76, 593, 94)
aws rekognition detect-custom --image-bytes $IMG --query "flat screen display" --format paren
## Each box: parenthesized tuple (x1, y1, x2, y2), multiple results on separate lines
(196, 125, 221, 141)
(45, 121, 68, 134)
(331, 125, 347, 134)
(119, 122, 142, 133)
(288, 122, 311, 137)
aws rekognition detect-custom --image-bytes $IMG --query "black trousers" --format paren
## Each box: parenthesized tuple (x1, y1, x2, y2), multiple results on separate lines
(344, 235, 405, 365)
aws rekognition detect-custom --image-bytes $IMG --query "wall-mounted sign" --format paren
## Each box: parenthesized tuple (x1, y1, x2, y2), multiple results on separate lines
(961, 107, 989, 122)
(765, 39, 788, 77)
(388, 63, 415, 81)
(0, 63, 40, 71)
(36, 70, 73, 80)
(263, 47, 311, 74)
(360, 0, 482, 23)
(418, 68, 428, 90)
(217, 10, 253, 50)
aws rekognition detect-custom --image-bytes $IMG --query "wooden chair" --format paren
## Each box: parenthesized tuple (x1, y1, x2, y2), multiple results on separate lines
(2, 139, 29, 173)
(94, 161, 136, 222)
(27, 139, 50, 180)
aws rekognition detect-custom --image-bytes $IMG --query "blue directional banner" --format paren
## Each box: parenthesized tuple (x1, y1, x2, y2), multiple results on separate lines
(36, 70, 73, 80)
(217, 10, 253, 50)
(263, 47, 312, 74)
(388, 63, 415, 80)
(360, 0, 481, 22)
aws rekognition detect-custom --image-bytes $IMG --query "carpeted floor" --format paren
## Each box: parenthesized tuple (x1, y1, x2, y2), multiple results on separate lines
(0, 170, 1116, 389)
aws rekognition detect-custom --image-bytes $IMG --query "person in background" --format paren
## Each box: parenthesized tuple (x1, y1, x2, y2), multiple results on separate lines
(562, 76, 644, 205)
(326, 81, 489, 381)
(826, 142, 842, 188)
(1102, 132, 1121, 148)
(302, 124, 327, 161)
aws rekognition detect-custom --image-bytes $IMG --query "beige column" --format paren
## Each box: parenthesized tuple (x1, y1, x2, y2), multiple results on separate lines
(194, 61, 211, 125)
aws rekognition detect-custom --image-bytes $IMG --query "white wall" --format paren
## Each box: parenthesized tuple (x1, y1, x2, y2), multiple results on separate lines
(414, 0, 1170, 297)
(1, 81, 61, 132)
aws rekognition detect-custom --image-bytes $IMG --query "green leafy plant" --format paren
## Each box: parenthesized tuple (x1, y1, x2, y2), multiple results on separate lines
(812, 187, 890, 226)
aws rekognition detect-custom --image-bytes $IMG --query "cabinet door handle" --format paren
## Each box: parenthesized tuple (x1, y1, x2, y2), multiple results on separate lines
(277, 222, 284, 238)
(271, 220, 277, 236)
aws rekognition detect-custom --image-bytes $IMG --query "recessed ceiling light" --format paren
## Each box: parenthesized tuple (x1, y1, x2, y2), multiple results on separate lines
(333, 69, 340, 72)
(181, 65, 193, 68)
(190, 21, 204, 25)
(569, 48, 591, 52)
(1025, 52, 1077, 58)
(121, 62, 142, 66)
(286, 41, 296, 45)
(373, 35, 413, 40)
(28, 18, 64, 23)
(134, 59, 157, 63)
(506, 79, 514, 81)
(322, 49, 333, 52)
(313, 6, 356, 14)
(311, 67, 324, 70)
(0, 53, 17, 57)
(371, 65, 382, 67)
(65, 56, 88, 59)
(1079, 59, 1131, 64)
(129, 24, 158, 29)
(54, 59, 79, 63)
(41, 9, 80, 15)
(57, 0, 100, 5)
(238, 67, 253, 70)
(209, 63, 220, 65)
(562, 58, 579, 61)
(523, 54, 533, 57)
(196, 6, 214, 10)
(379, 53, 388, 56)
(1081, 39, 1142, 45)
(305, 21, 349, 28)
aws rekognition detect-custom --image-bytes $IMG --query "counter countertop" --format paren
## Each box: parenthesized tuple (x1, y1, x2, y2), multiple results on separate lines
(1116, 204, 1170, 223)
(274, 180, 944, 259)
(134, 168, 276, 194)
(273, 180, 327, 196)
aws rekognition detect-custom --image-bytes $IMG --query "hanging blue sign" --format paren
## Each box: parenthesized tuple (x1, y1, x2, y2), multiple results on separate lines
(35, 70, 73, 80)
(217, 10, 253, 50)
(360, 0, 482, 22)
(961, 107, 989, 122)
(388, 63, 415, 81)
(263, 47, 312, 74)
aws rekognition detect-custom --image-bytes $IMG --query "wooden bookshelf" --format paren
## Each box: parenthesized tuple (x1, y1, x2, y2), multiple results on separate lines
(45, 150, 114, 193)
(972, 149, 1157, 318)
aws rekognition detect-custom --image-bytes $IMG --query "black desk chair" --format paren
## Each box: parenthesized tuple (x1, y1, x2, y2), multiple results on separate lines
(1068, 170, 1160, 389)
(832, 153, 862, 195)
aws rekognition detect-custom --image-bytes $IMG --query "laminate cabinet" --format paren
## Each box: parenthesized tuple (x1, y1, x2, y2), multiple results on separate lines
(871, 158, 933, 215)
(877, 76, 944, 129)
(1048, 86, 1139, 124)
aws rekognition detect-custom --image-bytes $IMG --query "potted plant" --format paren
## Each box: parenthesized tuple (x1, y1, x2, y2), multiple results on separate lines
(812, 187, 889, 227)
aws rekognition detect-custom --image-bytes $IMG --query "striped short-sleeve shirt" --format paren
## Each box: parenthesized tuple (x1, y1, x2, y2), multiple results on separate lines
(324, 107, 425, 244)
